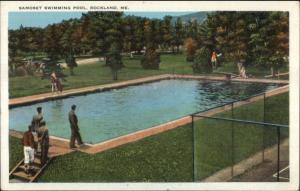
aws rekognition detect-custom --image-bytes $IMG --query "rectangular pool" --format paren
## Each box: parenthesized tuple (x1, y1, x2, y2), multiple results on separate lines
(9, 79, 281, 144)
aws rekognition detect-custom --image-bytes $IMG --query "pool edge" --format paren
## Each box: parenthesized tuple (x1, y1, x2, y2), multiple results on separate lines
(9, 84, 289, 155)
(9, 74, 289, 108)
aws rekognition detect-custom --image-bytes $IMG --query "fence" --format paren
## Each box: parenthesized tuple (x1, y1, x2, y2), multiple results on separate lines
(190, 91, 289, 182)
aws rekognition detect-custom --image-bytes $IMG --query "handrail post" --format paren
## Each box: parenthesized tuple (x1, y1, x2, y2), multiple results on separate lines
(192, 114, 196, 182)
(231, 102, 234, 177)
(277, 126, 280, 182)
(263, 93, 266, 161)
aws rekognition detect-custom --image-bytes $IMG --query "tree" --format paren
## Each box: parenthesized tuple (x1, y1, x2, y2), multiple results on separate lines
(173, 17, 184, 53)
(248, 12, 288, 76)
(65, 53, 78, 76)
(184, 38, 197, 62)
(202, 12, 251, 77)
(264, 12, 289, 76)
(104, 12, 124, 79)
(161, 16, 173, 51)
(59, 19, 82, 75)
(133, 17, 146, 54)
(106, 42, 123, 80)
(185, 19, 199, 40)
(43, 24, 63, 60)
(141, 19, 160, 69)
(8, 30, 20, 76)
(82, 12, 108, 60)
(192, 48, 213, 73)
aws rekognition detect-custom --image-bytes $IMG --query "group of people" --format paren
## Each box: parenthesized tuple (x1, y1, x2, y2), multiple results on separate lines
(22, 105, 83, 176)
(50, 71, 63, 93)
(22, 107, 49, 176)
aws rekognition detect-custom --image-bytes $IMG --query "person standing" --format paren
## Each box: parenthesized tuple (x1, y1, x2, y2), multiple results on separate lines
(56, 77, 63, 93)
(211, 51, 217, 69)
(50, 71, 57, 93)
(37, 121, 49, 166)
(31, 107, 43, 132)
(22, 125, 35, 176)
(68, 105, 83, 148)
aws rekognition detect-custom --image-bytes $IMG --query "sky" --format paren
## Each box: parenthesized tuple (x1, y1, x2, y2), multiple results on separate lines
(8, 12, 193, 30)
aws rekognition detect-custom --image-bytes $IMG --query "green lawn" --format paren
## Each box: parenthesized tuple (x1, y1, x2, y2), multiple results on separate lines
(194, 92, 289, 179)
(9, 54, 192, 98)
(9, 92, 288, 182)
(9, 54, 285, 98)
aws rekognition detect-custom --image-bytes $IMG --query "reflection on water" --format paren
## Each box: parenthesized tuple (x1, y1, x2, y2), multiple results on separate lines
(10, 79, 281, 144)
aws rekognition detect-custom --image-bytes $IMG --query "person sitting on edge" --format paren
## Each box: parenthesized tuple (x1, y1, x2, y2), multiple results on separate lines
(68, 105, 84, 149)
(22, 125, 35, 176)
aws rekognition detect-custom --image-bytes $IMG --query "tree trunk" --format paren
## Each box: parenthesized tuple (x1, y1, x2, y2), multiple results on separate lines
(237, 62, 247, 78)
(113, 70, 118, 80)
(270, 67, 275, 77)
(104, 56, 109, 66)
(70, 67, 74, 76)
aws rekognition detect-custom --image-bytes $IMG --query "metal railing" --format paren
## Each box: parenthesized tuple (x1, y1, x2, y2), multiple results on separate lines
(190, 91, 289, 182)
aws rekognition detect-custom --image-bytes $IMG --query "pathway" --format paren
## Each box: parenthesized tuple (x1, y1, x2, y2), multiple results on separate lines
(230, 139, 289, 182)
(61, 57, 100, 68)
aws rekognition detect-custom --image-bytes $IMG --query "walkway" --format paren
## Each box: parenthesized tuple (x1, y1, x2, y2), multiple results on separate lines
(230, 139, 289, 182)
(203, 139, 289, 182)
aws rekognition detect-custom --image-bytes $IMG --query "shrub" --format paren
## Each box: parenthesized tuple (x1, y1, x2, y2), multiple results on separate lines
(15, 66, 28, 76)
(184, 38, 197, 62)
(141, 47, 160, 70)
(192, 48, 212, 73)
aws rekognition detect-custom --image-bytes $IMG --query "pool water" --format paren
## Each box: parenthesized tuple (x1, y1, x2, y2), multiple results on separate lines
(10, 79, 280, 144)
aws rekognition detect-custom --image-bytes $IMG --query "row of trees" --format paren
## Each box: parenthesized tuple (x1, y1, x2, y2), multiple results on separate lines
(188, 11, 289, 76)
(9, 11, 288, 79)
(9, 12, 201, 78)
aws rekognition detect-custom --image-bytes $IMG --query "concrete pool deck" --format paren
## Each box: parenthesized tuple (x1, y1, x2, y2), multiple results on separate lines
(9, 74, 289, 156)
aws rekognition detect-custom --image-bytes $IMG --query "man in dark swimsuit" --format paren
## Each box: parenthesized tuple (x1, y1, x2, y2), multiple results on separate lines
(68, 105, 83, 148)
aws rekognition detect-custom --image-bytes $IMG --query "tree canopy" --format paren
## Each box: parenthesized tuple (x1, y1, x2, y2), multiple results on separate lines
(9, 11, 289, 77)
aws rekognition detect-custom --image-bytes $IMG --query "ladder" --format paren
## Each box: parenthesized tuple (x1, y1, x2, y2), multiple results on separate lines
(9, 153, 53, 182)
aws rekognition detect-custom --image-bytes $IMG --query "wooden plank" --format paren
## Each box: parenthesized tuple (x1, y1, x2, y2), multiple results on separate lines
(18, 164, 40, 172)
(12, 171, 32, 182)
(33, 158, 41, 165)
(30, 157, 54, 182)
(9, 159, 24, 177)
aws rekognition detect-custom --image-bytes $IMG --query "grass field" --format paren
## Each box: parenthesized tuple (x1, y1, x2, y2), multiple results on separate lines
(9, 54, 288, 98)
(9, 92, 288, 182)
(194, 92, 289, 179)
(9, 54, 192, 98)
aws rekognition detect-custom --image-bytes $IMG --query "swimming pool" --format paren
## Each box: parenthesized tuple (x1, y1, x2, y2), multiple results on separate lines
(9, 79, 281, 144)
